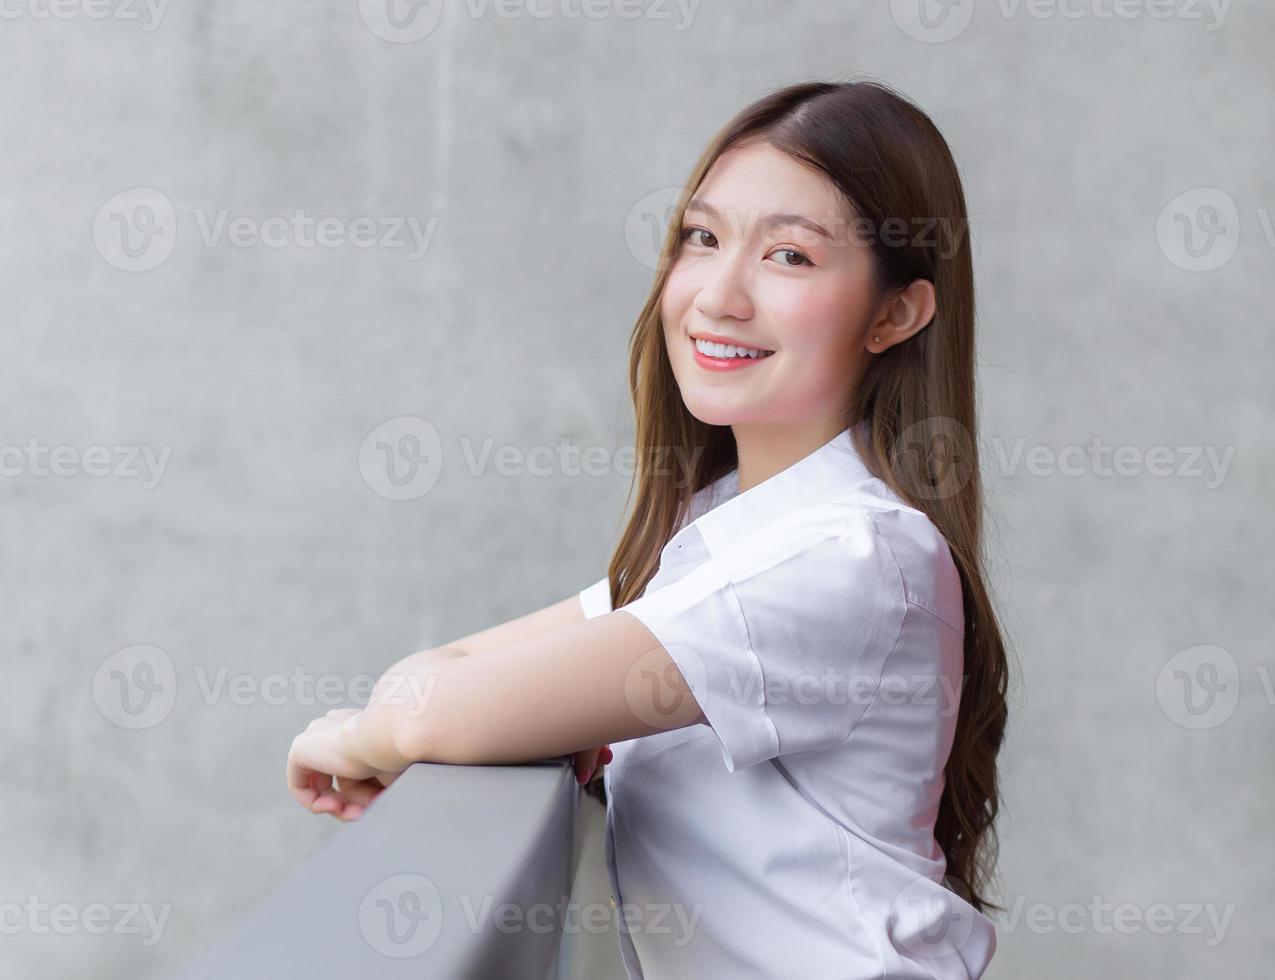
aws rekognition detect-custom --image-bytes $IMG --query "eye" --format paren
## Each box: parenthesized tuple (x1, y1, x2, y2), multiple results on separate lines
(680, 225, 716, 248)
(680, 225, 813, 267)
(768, 247, 813, 268)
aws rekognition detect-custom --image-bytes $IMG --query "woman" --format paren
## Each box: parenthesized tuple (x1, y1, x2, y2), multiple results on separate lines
(287, 78, 1011, 979)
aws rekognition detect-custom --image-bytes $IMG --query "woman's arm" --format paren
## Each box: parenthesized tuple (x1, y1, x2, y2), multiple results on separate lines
(285, 589, 622, 818)
(381, 609, 703, 766)
(436, 592, 592, 655)
(292, 608, 705, 786)
(381, 591, 592, 675)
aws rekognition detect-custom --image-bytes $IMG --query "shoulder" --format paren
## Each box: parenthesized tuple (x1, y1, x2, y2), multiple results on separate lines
(726, 500, 962, 631)
(856, 504, 964, 635)
(711, 503, 907, 614)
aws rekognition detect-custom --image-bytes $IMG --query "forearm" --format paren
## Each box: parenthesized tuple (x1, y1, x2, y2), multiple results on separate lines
(338, 596, 621, 771)
(385, 645, 470, 675)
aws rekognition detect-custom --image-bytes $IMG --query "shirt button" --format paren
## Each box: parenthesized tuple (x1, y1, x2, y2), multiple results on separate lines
(610, 894, 617, 908)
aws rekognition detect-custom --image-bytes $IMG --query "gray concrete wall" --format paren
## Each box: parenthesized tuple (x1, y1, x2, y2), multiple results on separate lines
(1, 2, 1270, 977)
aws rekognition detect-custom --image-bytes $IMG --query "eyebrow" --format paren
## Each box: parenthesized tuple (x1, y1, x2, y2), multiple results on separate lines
(684, 196, 834, 241)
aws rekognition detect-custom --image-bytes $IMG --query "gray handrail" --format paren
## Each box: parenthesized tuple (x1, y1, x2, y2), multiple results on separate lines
(172, 757, 581, 980)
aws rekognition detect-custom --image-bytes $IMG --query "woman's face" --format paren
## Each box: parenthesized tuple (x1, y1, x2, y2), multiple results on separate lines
(660, 141, 879, 431)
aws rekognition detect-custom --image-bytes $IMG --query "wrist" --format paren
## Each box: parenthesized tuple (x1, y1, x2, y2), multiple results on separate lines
(338, 708, 409, 775)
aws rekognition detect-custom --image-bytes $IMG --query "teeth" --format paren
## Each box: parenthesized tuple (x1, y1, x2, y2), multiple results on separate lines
(694, 338, 774, 359)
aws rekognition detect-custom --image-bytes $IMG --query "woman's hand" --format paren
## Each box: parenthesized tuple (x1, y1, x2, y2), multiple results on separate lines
(286, 708, 403, 822)
(289, 708, 612, 820)
(573, 744, 613, 786)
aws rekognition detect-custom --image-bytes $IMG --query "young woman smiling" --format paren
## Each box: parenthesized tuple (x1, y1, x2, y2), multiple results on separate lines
(287, 78, 1011, 979)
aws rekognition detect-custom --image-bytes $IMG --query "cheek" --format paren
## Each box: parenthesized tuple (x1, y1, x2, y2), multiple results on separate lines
(660, 269, 699, 360)
(764, 284, 860, 358)
(661, 266, 693, 324)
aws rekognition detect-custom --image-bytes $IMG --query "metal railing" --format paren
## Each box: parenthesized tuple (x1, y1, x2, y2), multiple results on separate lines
(171, 757, 592, 979)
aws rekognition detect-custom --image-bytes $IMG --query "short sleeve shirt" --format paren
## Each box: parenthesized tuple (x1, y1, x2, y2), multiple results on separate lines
(578, 422, 997, 979)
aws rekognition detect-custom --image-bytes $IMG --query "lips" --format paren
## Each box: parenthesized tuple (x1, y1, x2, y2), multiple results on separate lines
(689, 333, 775, 358)
(690, 335, 775, 371)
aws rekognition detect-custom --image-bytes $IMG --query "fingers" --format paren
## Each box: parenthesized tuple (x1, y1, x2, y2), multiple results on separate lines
(287, 754, 329, 812)
(309, 771, 350, 816)
(288, 768, 317, 809)
(336, 775, 384, 808)
(574, 744, 614, 786)
(288, 764, 352, 818)
(322, 775, 396, 822)
(289, 749, 398, 822)
(574, 746, 600, 785)
(587, 745, 613, 784)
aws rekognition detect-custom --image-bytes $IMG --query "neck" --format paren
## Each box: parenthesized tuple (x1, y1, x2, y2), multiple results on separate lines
(731, 416, 850, 494)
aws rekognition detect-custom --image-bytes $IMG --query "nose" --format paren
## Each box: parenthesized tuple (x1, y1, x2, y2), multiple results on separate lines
(692, 249, 754, 323)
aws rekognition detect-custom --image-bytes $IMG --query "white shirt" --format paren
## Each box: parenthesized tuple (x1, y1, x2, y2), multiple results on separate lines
(578, 421, 997, 979)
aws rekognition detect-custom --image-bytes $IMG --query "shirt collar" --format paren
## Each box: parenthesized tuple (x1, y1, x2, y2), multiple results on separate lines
(679, 419, 876, 557)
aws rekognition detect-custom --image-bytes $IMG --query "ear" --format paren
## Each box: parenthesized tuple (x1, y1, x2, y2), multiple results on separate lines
(864, 279, 936, 353)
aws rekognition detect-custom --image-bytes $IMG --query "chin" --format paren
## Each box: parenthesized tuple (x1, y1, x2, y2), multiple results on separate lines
(678, 392, 760, 429)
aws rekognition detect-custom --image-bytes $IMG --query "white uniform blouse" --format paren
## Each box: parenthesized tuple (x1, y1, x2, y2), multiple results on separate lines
(578, 422, 997, 979)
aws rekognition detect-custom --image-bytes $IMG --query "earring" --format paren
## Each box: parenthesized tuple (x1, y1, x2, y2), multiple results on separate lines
(873, 335, 881, 344)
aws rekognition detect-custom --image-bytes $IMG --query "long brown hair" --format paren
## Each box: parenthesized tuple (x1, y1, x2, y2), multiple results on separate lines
(593, 78, 1011, 915)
